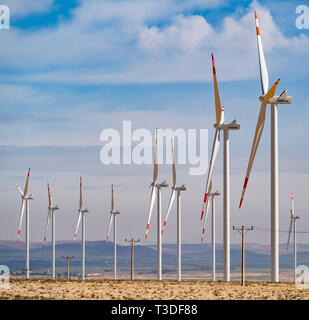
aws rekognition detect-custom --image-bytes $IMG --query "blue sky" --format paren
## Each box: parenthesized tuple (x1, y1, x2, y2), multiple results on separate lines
(0, 0, 308, 248)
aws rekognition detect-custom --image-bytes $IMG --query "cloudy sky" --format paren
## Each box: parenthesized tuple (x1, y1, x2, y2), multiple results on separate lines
(0, 0, 308, 248)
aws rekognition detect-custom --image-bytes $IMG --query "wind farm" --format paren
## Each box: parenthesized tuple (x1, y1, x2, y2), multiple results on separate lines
(1, 2, 309, 302)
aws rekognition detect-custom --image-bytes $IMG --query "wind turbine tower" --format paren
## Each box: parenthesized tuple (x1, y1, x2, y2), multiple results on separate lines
(106, 184, 120, 280)
(145, 129, 168, 280)
(239, 11, 293, 282)
(161, 139, 186, 281)
(287, 193, 300, 284)
(16, 168, 34, 279)
(43, 184, 59, 279)
(73, 177, 89, 280)
(201, 54, 240, 281)
(201, 182, 220, 282)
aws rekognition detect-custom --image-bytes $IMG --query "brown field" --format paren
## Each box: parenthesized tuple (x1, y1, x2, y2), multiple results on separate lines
(1, 279, 309, 300)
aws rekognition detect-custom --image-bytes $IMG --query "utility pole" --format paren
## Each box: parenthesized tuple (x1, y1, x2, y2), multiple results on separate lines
(233, 226, 253, 286)
(62, 256, 74, 280)
(125, 238, 140, 280)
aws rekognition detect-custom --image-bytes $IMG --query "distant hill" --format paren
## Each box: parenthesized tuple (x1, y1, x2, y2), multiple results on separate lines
(1, 240, 309, 276)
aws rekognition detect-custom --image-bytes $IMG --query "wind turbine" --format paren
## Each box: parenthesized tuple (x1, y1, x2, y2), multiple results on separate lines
(106, 184, 120, 280)
(287, 193, 300, 284)
(161, 139, 186, 281)
(73, 177, 89, 280)
(16, 168, 34, 279)
(43, 184, 59, 279)
(201, 180, 220, 282)
(144, 128, 168, 280)
(200, 53, 240, 281)
(239, 11, 293, 282)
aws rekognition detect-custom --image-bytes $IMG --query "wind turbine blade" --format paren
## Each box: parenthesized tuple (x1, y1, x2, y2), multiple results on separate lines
(17, 200, 26, 242)
(291, 193, 295, 218)
(211, 53, 222, 127)
(79, 176, 82, 210)
(145, 185, 156, 240)
(239, 103, 266, 208)
(263, 78, 280, 101)
(161, 189, 176, 235)
(73, 210, 82, 241)
(47, 184, 52, 208)
(43, 210, 51, 247)
(201, 195, 212, 242)
(171, 138, 176, 187)
(153, 128, 158, 183)
(16, 184, 24, 197)
(23, 168, 30, 196)
(111, 184, 114, 212)
(201, 130, 220, 220)
(255, 11, 269, 95)
(286, 218, 293, 250)
(106, 214, 114, 245)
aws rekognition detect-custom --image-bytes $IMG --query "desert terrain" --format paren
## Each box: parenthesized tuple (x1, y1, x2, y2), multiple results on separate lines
(1, 279, 309, 300)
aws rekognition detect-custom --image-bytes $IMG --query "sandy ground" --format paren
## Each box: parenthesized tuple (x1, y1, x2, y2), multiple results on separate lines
(1, 279, 309, 300)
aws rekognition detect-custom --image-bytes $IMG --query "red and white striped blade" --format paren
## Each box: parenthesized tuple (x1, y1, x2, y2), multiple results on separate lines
(255, 11, 269, 96)
(153, 128, 158, 184)
(73, 210, 82, 241)
(106, 214, 114, 245)
(286, 218, 293, 250)
(111, 184, 114, 213)
(43, 210, 51, 247)
(47, 184, 52, 208)
(17, 200, 26, 242)
(171, 138, 176, 187)
(161, 188, 176, 235)
(79, 177, 82, 211)
(211, 53, 223, 127)
(201, 195, 211, 242)
(239, 103, 266, 208)
(145, 185, 156, 240)
(291, 193, 295, 218)
(201, 130, 220, 220)
(16, 184, 23, 197)
(23, 168, 30, 196)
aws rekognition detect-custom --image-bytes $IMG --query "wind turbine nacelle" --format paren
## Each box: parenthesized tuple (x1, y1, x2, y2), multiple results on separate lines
(259, 90, 293, 105)
(215, 120, 240, 131)
(268, 96, 293, 104)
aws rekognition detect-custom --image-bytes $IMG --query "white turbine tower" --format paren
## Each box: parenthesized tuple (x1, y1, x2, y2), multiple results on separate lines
(200, 53, 240, 281)
(106, 184, 120, 280)
(201, 180, 220, 282)
(73, 177, 89, 280)
(239, 11, 293, 282)
(144, 128, 168, 280)
(161, 139, 186, 282)
(16, 168, 34, 279)
(286, 193, 299, 284)
(43, 184, 59, 279)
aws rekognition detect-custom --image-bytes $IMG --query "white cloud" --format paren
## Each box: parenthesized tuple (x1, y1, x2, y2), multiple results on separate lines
(0, 0, 308, 84)
(138, 15, 213, 52)
(1, 0, 54, 17)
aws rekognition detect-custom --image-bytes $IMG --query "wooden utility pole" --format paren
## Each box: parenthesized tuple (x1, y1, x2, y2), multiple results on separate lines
(62, 256, 74, 280)
(125, 238, 140, 280)
(232, 226, 253, 286)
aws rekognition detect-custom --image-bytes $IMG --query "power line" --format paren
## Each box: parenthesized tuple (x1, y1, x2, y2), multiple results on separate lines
(254, 226, 309, 234)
